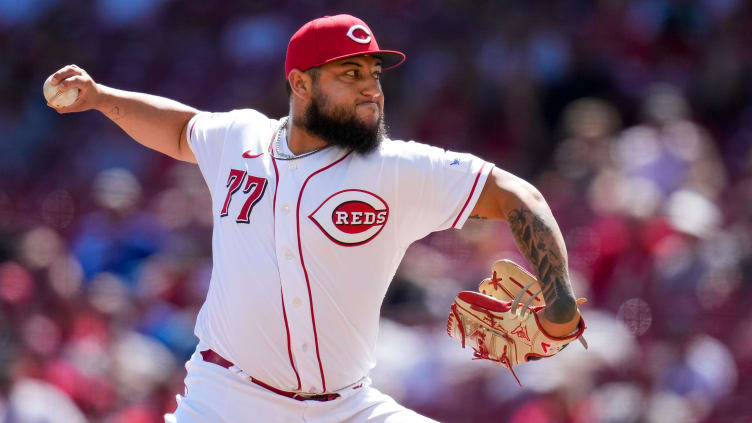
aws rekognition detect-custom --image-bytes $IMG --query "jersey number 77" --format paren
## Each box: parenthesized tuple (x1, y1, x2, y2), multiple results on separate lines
(220, 168, 268, 223)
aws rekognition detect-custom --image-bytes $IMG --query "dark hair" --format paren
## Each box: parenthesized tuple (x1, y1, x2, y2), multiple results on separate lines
(286, 67, 320, 97)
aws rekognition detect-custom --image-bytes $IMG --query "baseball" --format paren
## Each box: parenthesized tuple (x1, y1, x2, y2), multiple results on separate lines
(43, 74, 79, 108)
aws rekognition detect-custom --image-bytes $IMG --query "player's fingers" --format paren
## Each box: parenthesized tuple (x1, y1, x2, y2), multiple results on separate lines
(55, 100, 85, 114)
(58, 75, 88, 91)
(576, 297, 588, 306)
(48, 95, 78, 110)
(50, 65, 83, 86)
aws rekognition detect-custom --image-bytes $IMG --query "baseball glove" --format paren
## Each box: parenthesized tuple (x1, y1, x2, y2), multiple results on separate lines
(446, 259, 587, 385)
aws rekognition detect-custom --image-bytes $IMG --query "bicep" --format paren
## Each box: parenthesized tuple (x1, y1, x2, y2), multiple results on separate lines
(470, 167, 543, 222)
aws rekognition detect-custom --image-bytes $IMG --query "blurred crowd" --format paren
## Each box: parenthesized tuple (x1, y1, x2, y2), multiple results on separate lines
(2, 0, 752, 422)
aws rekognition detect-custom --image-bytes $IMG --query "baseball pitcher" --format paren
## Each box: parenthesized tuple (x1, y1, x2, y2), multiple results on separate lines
(47, 14, 586, 423)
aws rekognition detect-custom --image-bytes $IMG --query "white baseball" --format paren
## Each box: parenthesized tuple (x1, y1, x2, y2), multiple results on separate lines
(43, 74, 79, 108)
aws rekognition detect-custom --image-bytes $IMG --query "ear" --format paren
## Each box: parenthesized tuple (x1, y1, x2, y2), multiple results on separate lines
(288, 69, 312, 101)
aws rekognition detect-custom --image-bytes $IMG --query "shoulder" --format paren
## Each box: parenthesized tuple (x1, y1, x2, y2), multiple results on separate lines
(193, 109, 276, 132)
(224, 108, 278, 131)
(376, 138, 447, 160)
(365, 139, 490, 180)
(374, 139, 466, 169)
(344, 140, 457, 180)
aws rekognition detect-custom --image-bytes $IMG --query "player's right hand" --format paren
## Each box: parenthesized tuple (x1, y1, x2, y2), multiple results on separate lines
(46, 64, 103, 114)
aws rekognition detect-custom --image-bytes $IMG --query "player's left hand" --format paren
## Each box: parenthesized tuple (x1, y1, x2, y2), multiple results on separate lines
(446, 259, 587, 385)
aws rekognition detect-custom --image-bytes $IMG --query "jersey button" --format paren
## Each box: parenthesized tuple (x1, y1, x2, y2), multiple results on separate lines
(293, 297, 302, 307)
(302, 343, 308, 352)
(284, 249, 294, 260)
(289, 163, 297, 170)
(281, 204, 290, 214)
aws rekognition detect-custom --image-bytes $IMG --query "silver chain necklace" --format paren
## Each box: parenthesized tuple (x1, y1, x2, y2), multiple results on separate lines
(273, 117, 325, 160)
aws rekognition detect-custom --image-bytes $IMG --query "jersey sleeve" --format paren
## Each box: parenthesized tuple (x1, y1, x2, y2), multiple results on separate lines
(394, 141, 493, 244)
(186, 111, 236, 189)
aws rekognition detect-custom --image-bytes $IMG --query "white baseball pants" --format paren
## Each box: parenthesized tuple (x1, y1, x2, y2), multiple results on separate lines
(164, 348, 438, 423)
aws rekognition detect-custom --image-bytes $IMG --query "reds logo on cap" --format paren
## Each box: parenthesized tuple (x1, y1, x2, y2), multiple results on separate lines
(346, 25, 371, 44)
(309, 189, 389, 246)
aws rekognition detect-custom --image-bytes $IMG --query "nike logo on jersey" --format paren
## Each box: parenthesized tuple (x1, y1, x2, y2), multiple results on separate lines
(242, 150, 264, 158)
(309, 189, 389, 246)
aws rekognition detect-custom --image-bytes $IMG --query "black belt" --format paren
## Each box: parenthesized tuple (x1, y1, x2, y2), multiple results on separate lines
(200, 349, 340, 402)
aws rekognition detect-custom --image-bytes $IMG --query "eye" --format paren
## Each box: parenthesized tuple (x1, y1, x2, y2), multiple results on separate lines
(373, 71, 381, 80)
(345, 69, 358, 77)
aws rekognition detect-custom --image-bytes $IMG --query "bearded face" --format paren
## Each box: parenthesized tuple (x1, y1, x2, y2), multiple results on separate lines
(294, 84, 387, 155)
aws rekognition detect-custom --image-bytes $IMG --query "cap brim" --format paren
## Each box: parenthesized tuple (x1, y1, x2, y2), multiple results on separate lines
(321, 50, 406, 70)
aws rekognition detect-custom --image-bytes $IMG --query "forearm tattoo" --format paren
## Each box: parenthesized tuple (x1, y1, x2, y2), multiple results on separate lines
(507, 208, 576, 323)
(108, 105, 125, 121)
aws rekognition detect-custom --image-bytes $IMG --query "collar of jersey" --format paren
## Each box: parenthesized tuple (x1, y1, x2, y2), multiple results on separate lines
(271, 118, 333, 161)
(273, 141, 332, 161)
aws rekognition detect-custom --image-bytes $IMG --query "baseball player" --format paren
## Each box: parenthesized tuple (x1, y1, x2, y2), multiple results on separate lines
(47, 14, 584, 423)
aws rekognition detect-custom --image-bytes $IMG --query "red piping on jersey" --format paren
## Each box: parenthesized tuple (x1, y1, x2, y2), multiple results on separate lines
(279, 286, 301, 390)
(296, 151, 352, 392)
(270, 127, 301, 390)
(452, 162, 490, 228)
(271, 153, 280, 222)
(189, 117, 199, 141)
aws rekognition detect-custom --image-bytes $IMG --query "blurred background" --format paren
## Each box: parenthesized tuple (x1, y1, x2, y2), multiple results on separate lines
(2, 0, 752, 422)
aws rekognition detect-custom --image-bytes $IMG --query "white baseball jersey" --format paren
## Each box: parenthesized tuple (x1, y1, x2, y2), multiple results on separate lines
(186, 109, 493, 394)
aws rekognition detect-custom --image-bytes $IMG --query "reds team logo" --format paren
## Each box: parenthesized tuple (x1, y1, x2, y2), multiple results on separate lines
(309, 189, 388, 246)
(346, 24, 372, 44)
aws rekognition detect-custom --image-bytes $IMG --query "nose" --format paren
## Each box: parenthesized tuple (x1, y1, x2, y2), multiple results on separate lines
(360, 78, 381, 101)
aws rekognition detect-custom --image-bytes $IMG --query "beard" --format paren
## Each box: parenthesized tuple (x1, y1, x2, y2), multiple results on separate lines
(294, 91, 386, 155)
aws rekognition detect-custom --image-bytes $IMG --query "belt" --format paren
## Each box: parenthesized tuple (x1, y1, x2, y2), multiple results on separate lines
(200, 349, 340, 402)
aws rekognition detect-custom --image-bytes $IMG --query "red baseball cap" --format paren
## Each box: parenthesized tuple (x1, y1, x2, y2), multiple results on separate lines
(285, 14, 406, 80)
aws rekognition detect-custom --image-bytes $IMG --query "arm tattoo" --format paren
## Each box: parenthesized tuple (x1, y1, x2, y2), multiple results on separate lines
(108, 105, 125, 121)
(507, 208, 575, 323)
